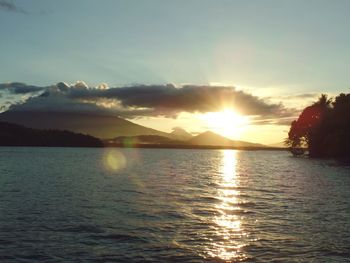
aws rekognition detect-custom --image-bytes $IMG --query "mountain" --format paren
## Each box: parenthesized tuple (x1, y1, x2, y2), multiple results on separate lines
(0, 121, 103, 147)
(188, 131, 232, 146)
(0, 111, 266, 148)
(170, 127, 193, 140)
(0, 111, 171, 139)
(188, 131, 265, 147)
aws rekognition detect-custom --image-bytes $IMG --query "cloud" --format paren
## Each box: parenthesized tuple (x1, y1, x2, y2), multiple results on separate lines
(288, 93, 320, 99)
(0, 0, 27, 14)
(1, 81, 299, 125)
(265, 93, 320, 100)
(0, 82, 45, 94)
(65, 84, 298, 121)
(250, 116, 297, 126)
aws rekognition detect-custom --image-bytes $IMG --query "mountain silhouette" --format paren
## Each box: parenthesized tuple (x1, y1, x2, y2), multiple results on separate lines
(170, 127, 193, 140)
(0, 111, 266, 148)
(0, 111, 171, 139)
(188, 131, 265, 147)
(268, 141, 286, 148)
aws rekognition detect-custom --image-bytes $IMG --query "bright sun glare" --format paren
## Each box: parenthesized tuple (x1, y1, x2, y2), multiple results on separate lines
(201, 109, 249, 139)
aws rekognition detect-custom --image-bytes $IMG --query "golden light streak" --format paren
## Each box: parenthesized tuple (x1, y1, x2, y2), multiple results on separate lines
(208, 150, 248, 261)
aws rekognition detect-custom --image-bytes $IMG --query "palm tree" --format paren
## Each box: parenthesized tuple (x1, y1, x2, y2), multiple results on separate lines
(287, 93, 350, 158)
(285, 94, 332, 156)
(314, 94, 332, 108)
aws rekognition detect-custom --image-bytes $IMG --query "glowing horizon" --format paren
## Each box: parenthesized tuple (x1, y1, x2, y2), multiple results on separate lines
(199, 109, 250, 139)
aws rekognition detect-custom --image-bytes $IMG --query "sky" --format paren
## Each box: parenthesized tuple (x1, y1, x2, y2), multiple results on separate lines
(1, 0, 350, 144)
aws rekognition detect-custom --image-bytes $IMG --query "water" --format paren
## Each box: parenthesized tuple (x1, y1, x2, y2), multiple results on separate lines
(0, 147, 350, 262)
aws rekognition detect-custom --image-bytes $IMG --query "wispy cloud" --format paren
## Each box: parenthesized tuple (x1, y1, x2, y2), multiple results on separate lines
(0, 0, 28, 14)
(265, 93, 320, 100)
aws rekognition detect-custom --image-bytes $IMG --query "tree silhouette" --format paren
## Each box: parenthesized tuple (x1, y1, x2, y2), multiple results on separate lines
(286, 93, 350, 158)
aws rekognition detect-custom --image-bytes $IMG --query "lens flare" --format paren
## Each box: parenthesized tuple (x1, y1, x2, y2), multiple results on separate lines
(104, 149, 127, 172)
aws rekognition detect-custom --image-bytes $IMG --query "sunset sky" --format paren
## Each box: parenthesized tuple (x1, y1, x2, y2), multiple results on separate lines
(1, 0, 350, 144)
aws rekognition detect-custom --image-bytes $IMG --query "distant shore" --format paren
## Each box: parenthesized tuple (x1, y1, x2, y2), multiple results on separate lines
(0, 144, 287, 151)
(104, 143, 287, 151)
(1, 121, 288, 151)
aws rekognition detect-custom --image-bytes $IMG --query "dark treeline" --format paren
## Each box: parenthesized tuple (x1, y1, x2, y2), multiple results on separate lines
(0, 122, 103, 147)
(286, 93, 350, 158)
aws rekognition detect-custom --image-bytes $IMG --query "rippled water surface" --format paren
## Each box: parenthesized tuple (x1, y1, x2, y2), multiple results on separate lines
(1, 147, 350, 262)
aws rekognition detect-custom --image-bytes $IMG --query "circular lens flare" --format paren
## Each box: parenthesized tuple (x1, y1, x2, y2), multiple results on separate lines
(104, 149, 127, 172)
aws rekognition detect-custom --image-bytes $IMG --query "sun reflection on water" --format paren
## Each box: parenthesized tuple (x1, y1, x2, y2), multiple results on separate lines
(208, 150, 248, 261)
(222, 150, 237, 183)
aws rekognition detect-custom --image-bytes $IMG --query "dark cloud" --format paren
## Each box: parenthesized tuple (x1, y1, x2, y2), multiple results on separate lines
(1, 82, 298, 125)
(0, 0, 27, 14)
(0, 82, 44, 94)
(65, 84, 297, 120)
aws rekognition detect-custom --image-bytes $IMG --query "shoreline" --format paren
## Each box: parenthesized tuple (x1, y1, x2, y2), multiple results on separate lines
(103, 143, 287, 151)
(0, 144, 287, 151)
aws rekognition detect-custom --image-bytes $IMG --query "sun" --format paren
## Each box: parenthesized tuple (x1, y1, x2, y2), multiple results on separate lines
(200, 109, 249, 139)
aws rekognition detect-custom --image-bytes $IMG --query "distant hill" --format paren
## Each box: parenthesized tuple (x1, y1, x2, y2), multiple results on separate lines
(109, 135, 183, 145)
(188, 131, 265, 147)
(170, 127, 193, 140)
(105, 132, 269, 149)
(0, 111, 267, 149)
(188, 131, 232, 146)
(0, 111, 171, 139)
(0, 121, 103, 147)
(268, 141, 286, 148)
